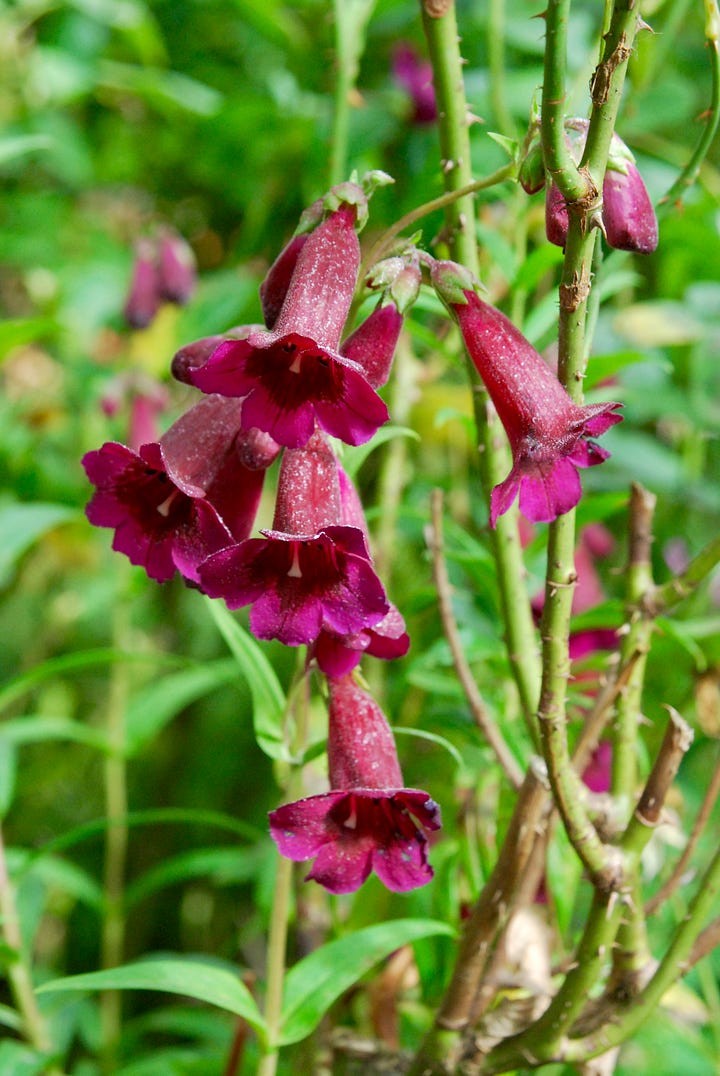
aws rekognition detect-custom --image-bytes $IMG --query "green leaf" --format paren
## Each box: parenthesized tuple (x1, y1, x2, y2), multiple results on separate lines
(0, 136, 52, 167)
(340, 425, 420, 479)
(125, 844, 270, 909)
(124, 659, 241, 756)
(279, 919, 455, 1045)
(27, 854, 104, 911)
(98, 60, 222, 116)
(0, 1040, 51, 1076)
(0, 739, 17, 818)
(0, 318, 57, 359)
(0, 649, 185, 714)
(204, 600, 288, 761)
(0, 502, 78, 588)
(0, 716, 110, 753)
(392, 726, 467, 776)
(38, 957, 267, 1041)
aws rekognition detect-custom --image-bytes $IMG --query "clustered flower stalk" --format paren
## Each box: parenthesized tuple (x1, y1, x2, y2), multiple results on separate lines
(78, 0, 720, 1068)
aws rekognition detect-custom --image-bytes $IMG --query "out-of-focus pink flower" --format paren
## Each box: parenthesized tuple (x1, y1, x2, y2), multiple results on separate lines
(157, 228, 197, 304)
(123, 239, 161, 329)
(392, 43, 437, 125)
(269, 674, 441, 893)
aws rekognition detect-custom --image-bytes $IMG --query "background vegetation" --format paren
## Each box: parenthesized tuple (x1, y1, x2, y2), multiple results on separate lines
(1, 0, 719, 1072)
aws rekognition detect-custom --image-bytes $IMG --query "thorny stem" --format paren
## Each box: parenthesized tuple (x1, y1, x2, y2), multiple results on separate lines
(646, 743, 720, 915)
(421, 0, 541, 734)
(481, 710, 694, 1073)
(611, 484, 656, 804)
(428, 489, 524, 789)
(648, 533, 720, 614)
(536, 0, 641, 890)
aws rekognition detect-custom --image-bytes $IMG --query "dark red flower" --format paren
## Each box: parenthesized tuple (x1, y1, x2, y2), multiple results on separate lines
(186, 204, 389, 448)
(432, 265, 622, 526)
(83, 396, 270, 583)
(269, 675, 441, 893)
(199, 432, 389, 645)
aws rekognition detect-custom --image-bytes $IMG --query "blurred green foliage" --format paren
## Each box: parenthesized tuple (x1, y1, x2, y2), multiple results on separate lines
(1, 0, 719, 1072)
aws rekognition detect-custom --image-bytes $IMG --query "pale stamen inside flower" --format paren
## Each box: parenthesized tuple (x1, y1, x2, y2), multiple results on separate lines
(289, 354, 302, 374)
(287, 546, 303, 578)
(343, 805, 358, 830)
(156, 490, 180, 517)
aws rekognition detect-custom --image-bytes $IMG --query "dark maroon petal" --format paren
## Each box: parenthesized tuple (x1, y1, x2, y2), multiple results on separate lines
(273, 431, 342, 534)
(172, 500, 234, 584)
(259, 233, 309, 329)
(518, 458, 583, 523)
(306, 833, 375, 894)
(372, 830, 434, 893)
(581, 403, 623, 437)
(340, 303, 403, 389)
(201, 528, 387, 646)
(545, 183, 569, 248)
(328, 675, 403, 789)
(273, 206, 360, 349)
(314, 632, 365, 677)
(200, 538, 278, 607)
(489, 471, 521, 527)
(602, 162, 658, 254)
(313, 368, 390, 446)
(269, 792, 346, 858)
(171, 334, 230, 384)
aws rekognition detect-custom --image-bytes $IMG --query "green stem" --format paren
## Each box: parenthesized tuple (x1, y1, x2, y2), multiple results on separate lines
(649, 533, 720, 614)
(257, 852, 294, 1076)
(488, 0, 515, 137)
(258, 660, 311, 1076)
(661, 0, 720, 205)
(611, 485, 655, 803)
(542, 0, 588, 198)
(421, 0, 541, 732)
(100, 592, 131, 1073)
(0, 824, 64, 1071)
(329, 0, 375, 185)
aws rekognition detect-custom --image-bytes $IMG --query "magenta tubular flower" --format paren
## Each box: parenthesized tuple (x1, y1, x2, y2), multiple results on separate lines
(311, 465, 409, 675)
(340, 302, 403, 389)
(186, 204, 389, 448)
(83, 396, 267, 584)
(199, 432, 389, 645)
(432, 269, 622, 526)
(269, 675, 441, 894)
(123, 239, 161, 329)
(157, 228, 197, 305)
